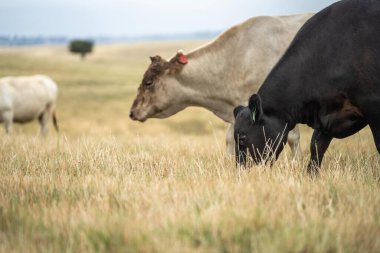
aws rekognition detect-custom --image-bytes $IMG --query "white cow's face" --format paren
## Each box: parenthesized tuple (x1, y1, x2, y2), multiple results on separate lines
(129, 54, 187, 122)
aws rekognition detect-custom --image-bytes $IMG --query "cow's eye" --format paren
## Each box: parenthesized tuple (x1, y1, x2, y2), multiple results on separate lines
(145, 80, 154, 87)
(239, 135, 247, 145)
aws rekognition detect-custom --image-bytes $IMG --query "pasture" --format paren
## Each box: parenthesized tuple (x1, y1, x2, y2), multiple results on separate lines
(0, 41, 379, 253)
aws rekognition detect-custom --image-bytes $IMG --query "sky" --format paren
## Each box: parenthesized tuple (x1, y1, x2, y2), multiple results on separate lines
(0, 0, 339, 37)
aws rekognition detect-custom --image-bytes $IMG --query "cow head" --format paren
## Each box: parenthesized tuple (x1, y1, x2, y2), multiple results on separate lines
(129, 51, 188, 122)
(233, 94, 289, 167)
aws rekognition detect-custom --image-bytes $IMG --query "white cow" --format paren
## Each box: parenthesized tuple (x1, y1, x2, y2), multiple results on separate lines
(0, 75, 59, 135)
(130, 13, 314, 156)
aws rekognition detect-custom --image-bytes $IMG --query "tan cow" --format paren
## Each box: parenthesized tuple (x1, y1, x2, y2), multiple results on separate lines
(0, 75, 59, 135)
(130, 13, 313, 156)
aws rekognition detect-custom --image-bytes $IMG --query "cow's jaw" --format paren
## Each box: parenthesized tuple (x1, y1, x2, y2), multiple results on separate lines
(151, 103, 187, 119)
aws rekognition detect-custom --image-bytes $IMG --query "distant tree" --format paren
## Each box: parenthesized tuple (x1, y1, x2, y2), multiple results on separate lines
(69, 40, 94, 60)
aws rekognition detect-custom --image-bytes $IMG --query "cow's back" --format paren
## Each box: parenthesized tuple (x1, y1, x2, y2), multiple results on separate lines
(217, 13, 313, 105)
(0, 75, 58, 122)
(260, 0, 380, 101)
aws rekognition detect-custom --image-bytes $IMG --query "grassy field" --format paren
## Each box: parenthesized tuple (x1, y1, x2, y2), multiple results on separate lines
(0, 41, 379, 253)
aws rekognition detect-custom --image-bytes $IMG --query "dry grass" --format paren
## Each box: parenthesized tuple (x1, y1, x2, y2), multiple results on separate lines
(0, 42, 379, 253)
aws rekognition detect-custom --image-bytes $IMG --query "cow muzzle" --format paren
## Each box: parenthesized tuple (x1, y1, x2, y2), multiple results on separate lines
(129, 110, 137, 120)
(129, 109, 147, 122)
(235, 146, 248, 168)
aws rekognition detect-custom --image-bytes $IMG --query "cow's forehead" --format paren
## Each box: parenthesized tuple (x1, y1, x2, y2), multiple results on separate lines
(235, 108, 253, 130)
(144, 58, 168, 79)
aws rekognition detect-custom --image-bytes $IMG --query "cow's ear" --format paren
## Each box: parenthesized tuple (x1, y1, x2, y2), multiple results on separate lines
(150, 55, 161, 63)
(248, 94, 263, 122)
(173, 49, 188, 65)
(233, 105, 245, 119)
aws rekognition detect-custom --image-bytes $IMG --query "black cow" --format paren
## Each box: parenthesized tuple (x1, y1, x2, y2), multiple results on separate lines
(233, 0, 380, 174)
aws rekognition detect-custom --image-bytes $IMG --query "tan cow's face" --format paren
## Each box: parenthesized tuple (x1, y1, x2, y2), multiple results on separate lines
(129, 53, 187, 122)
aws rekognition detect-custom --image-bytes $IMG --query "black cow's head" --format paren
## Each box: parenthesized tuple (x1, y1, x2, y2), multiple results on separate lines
(233, 94, 289, 167)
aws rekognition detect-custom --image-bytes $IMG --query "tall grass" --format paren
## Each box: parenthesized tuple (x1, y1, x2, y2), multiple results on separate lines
(0, 43, 379, 253)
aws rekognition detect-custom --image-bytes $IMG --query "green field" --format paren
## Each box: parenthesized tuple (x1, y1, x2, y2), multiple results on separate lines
(0, 42, 379, 253)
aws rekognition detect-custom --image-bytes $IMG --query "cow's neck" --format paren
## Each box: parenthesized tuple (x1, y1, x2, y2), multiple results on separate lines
(258, 54, 320, 130)
(174, 46, 244, 123)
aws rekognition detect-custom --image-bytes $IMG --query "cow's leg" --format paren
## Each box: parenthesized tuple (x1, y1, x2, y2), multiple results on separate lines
(226, 123, 235, 156)
(369, 124, 380, 154)
(2, 110, 13, 134)
(287, 125, 302, 160)
(358, 98, 380, 153)
(38, 108, 51, 137)
(307, 129, 333, 176)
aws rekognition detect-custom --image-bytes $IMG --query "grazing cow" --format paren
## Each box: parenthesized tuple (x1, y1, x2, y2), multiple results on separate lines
(0, 75, 59, 135)
(233, 0, 380, 174)
(129, 13, 314, 157)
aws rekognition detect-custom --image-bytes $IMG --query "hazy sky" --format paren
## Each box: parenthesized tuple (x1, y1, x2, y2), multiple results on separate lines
(0, 0, 338, 37)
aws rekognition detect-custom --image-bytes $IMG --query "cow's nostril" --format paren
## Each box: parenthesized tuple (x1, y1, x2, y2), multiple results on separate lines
(129, 111, 135, 119)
